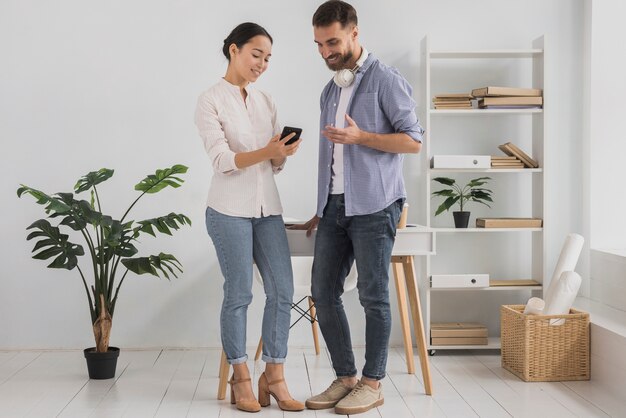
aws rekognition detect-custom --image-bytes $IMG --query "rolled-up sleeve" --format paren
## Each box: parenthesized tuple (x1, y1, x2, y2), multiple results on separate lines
(267, 94, 285, 174)
(194, 94, 238, 174)
(380, 71, 424, 143)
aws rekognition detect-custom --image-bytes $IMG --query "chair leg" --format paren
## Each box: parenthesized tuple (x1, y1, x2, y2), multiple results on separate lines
(308, 297, 321, 355)
(254, 337, 263, 361)
(217, 349, 230, 400)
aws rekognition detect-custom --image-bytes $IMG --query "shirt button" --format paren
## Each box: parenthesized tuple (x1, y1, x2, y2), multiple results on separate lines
(333, 103, 336, 107)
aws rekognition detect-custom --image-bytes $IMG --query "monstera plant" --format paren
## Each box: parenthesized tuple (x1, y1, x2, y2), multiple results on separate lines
(17, 165, 190, 376)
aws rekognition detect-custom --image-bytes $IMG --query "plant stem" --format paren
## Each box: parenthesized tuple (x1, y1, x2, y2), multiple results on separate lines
(111, 269, 129, 317)
(121, 172, 174, 222)
(77, 265, 96, 323)
(121, 192, 146, 223)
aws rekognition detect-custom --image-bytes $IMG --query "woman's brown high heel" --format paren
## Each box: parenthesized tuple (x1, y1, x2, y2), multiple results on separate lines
(229, 374, 261, 413)
(257, 372, 305, 411)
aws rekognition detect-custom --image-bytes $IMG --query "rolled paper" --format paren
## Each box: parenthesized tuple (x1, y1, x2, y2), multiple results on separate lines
(523, 297, 545, 315)
(543, 271, 582, 325)
(545, 234, 584, 300)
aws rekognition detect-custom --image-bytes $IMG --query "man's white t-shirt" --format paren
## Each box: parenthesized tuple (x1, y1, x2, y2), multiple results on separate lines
(330, 83, 354, 194)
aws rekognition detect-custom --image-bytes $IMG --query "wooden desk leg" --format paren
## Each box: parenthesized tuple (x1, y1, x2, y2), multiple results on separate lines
(401, 256, 433, 395)
(217, 350, 230, 400)
(308, 297, 321, 355)
(254, 338, 263, 361)
(391, 257, 415, 374)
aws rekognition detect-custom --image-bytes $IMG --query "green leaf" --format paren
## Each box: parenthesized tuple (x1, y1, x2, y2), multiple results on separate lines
(17, 185, 72, 215)
(134, 165, 188, 194)
(74, 168, 114, 194)
(121, 253, 183, 280)
(25, 219, 84, 269)
(135, 213, 192, 237)
(432, 177, 456, 186)
(467, 177, 492, 187)
(53, 199, 103, 231)
(431, 189, 455, 197)
(435, 196, 460, 216)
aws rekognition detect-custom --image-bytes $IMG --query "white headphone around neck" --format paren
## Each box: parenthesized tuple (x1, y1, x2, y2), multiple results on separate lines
(333, 48, 369, 88)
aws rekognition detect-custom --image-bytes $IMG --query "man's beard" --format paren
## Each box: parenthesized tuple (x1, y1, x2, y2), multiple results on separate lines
(325, 50, 353, 71)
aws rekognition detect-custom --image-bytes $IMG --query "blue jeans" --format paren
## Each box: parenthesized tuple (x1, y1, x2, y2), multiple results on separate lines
(311, 194, 403, 380)
(205, 207, 294, 364)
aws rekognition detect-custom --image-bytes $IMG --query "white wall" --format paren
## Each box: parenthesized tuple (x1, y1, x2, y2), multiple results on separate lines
(587, 0, 626, 252)
(0, 0, 585, 349)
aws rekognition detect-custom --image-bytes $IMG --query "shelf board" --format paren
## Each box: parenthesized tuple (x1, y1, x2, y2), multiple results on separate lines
(430, 108, 543, 115)
(430, 285, 542, 291)
(429, 50, 543, 59)
(428, 337, 501, 350)
(429, 168, 542, 174)
(432, 227, 543, 233)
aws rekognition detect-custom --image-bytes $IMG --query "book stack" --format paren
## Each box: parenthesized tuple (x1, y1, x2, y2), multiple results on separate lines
(432, 93, 473, 109)
(489, 279, 541, 287)
(491, 155, 524, 168)
(476, 218, 543, 228)
(471, 86, 543, 109)
(431, 322, 488, 346)
(498, 142, 539, 168)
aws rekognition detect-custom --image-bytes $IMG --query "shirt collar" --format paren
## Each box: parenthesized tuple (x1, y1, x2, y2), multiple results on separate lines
(219, 77, 250, 95)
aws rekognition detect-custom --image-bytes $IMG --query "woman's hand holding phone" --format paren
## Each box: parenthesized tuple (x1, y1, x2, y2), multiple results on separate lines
(265, 132, 301, 161)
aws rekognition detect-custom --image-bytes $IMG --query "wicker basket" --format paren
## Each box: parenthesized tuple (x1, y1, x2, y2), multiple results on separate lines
(500, 304, 590, 382)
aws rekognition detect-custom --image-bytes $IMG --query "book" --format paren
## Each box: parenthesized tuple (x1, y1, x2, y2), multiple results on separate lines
(491, 164, 525, 168)
(499, 142, 539, 168)
(433, 93, 474, 100)
(431, 323, 488, 338)
(431, 337, 488, 345)
(491, 156, 519, 160)
(489, 279, 540, 286)
(478, 96, 543, 107)
(433, 101, 472, 105)
(481, 105, 542, 109)
(471, 86, 542, 97)
(476, 218, 543, 228)
(434, 103, 472, 107)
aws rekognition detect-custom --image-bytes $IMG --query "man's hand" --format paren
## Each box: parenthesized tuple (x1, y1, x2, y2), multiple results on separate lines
(322, 114, 366, 145)
(287, 215, 319, 237)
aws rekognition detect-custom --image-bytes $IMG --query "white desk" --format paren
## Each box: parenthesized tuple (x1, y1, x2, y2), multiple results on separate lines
(286, 225, 434, 395)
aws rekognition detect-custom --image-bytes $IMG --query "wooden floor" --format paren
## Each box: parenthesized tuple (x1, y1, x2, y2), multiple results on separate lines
(0, 347, 623, 417)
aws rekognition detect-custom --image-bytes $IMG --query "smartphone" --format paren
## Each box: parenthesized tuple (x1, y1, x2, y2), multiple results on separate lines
(280, 126, 302, 145)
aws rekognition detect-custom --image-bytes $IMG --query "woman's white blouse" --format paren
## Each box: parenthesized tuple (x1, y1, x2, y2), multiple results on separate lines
(195, 78, 284, 218)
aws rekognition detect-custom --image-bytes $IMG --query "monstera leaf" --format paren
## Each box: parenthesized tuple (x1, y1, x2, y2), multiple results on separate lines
(135, 213, 192, 237)
(17, 186, 71, 215)
(74, 168, 114, 194)
(121, 253, 183, 280)
(26, 219, 85, 269)
(134, 165, 188, 194)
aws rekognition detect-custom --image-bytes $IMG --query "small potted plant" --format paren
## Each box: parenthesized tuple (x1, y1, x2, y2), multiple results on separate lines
(17, 164, 190, 379)
(431, 176, 493, 228)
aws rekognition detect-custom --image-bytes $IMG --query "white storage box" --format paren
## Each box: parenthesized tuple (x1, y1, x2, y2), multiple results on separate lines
(431, 274, 489, 288)
(431, 155, 491, 169)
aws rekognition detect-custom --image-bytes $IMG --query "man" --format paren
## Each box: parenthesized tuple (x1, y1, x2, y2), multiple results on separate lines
(297, 1, 424, 415)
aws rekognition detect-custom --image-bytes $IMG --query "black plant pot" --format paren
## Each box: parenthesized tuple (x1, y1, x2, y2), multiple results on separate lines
(453, 211, 470, 228)
(84, 346, 120, 379)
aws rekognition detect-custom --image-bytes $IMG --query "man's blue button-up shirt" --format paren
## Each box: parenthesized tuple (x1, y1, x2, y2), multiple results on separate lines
(316, 52, 424, 217)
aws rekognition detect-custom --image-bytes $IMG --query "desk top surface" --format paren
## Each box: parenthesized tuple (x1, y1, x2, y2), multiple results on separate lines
(286, 224, 435, 256)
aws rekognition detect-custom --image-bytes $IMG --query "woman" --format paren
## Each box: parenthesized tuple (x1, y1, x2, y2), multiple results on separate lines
(194, 22, 304, 413)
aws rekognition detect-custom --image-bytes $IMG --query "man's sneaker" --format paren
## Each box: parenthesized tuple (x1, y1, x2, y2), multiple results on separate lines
(305, 379, 354, 410)
(334, 381, 384, 415)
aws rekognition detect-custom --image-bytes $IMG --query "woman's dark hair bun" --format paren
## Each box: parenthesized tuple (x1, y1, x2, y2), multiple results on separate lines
(222, 22, 273, 61)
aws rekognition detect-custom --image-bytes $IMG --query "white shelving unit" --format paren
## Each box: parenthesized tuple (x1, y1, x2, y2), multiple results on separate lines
(421, 36, 546, 353)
